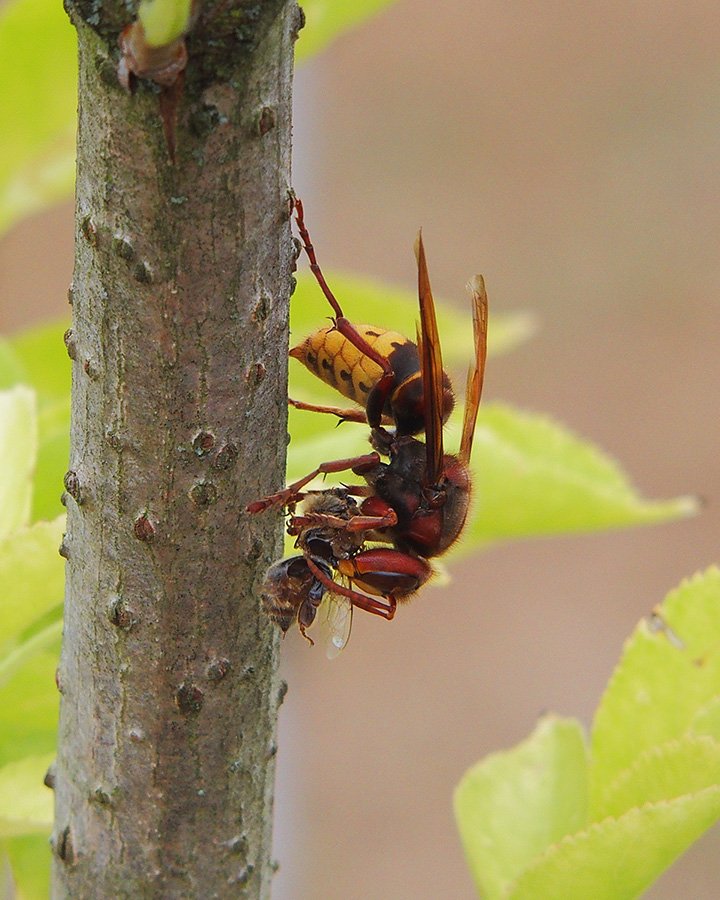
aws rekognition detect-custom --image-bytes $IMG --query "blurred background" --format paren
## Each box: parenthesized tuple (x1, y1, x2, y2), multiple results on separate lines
(2, 0, 718, 896)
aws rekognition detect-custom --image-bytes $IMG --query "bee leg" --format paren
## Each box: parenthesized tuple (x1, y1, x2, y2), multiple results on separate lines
(297, 597, 317, 645)
(297, 622, 315, 646)
(246, 452, 382, 514)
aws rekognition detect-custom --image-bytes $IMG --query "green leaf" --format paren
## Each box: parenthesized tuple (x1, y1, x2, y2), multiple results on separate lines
(0, 339, 26, 390)
(0, 322, 71, 520)
(10, 321, 70, 409)
(3, 835, 51, 900)
(507, 789, 720, 900)
(0, 386, 37, 540)
(0, 618, 62, 690)
(287, 278, 691, 544)
(0, 0, 77, 237)
(288, 267, 533, 451)
(296, 0, 398, 62)
(465, 404, 697, 545)
(689, 696, 720, 741)
(0, 754, 54, 838)
(33, 398, 70, 522)
(0, 516, 65, 656)
(0, 136, 75, 239)
(454, 716, 588, 900)
(138, 0, 192, 47)
(0, 649, 59, 768)
(599, 736, 720, 820)
(590, 567, 720, 812)
(456, 570, 720, 899)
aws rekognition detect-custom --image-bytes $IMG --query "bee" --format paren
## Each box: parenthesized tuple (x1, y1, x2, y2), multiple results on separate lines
(249, 210, 488, 627)
(260, 489, 396, 655)
(260, 554, 353, 658)
(289, 197, 455, 436)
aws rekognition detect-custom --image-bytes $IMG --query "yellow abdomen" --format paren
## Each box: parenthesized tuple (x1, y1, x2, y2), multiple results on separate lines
(290, 324, 410, 406)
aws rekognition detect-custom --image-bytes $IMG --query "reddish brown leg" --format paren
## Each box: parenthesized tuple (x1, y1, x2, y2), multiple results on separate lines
(331, 318, 393, 375)
(305, 558, 397, 620)
(288, 507, 397, 534)
(292, 199, 399, 427)
(293, 199, 391, 371)
(344, 509, 397, 532)
(246, 452, 381, 513)
(288, 397, 368, 424)
(287, 512, 349, 533)
(327, 317, 400, 431)
(293, 197, 345, 320)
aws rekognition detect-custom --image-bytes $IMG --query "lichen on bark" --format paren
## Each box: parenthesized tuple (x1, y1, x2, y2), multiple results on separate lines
(52, 2, 301, 896)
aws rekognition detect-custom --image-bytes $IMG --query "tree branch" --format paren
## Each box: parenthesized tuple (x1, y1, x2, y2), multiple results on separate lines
(53, 1, 301, 895)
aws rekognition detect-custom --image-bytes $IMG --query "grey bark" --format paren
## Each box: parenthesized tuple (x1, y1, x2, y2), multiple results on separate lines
(52, 2, 300, 897)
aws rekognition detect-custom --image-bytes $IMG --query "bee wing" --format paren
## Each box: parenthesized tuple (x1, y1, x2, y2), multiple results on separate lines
(458, 275, 488, 466)
(414, 231, 445, 486)
(321, 590, 354, 659)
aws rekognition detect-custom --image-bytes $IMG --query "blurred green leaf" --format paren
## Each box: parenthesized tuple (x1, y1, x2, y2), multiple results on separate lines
(138, 0, 192, 47)
(690, 696, 720, 741)
(3, 834, 51, 900)
(296, 0, 397, 62)
(466, 404, 697, 545)
(287, 267, 536, 451)
(456, 569, 720, 899)
(287, 274, 691, 544)
(33, 399, 70, 522)
(454, 716, 588, 900)
(0, 340, 26, 389)
(0, 387, 36, 540)
(0, 618, 62, 690)
(0, 754, 54, 838)
(590, 567, 720, 813)
(0, 136, 75, 239)
(10, 321, 70, 409)
(0, 516, 65, 657)
(507, 789, 720, 900)
(0, 0, 77, 237)
(0, 649, 59, 768)
(599, 736, 720, 820)
(0, 321, 71, 520)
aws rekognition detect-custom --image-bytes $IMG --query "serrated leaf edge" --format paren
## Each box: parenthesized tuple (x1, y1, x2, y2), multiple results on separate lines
(594, 734, 720, 820)
(504, 785, 720, 898)
(591, 566, 720, 749)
